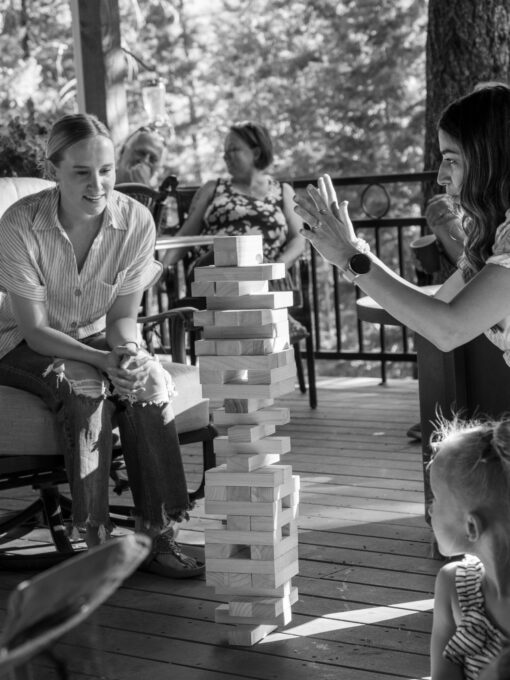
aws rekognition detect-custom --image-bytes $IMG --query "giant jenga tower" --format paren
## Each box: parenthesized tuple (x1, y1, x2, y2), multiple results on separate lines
(192, 235, 300, 646)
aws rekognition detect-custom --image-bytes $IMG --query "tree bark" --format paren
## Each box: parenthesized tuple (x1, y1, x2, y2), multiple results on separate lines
(424, 0, 510, 200)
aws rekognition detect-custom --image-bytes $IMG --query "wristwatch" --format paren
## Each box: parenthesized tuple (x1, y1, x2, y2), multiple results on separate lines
(343, 252, 372, 283)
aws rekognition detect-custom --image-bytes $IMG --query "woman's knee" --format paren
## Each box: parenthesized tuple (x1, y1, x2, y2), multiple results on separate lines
(44, 358, 108, 399)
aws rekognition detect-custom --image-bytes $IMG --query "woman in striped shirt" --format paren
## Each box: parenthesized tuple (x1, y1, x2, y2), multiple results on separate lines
(0, 113, 204, 578)
(428, 418, 510, 679)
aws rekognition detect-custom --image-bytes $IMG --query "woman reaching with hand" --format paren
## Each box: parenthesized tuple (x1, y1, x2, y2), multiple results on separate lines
(295, 83, 510, 370)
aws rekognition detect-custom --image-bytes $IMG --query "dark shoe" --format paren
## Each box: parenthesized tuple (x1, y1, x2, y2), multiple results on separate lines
(406, 422, 421, 442)
(141, 530, 205, 579)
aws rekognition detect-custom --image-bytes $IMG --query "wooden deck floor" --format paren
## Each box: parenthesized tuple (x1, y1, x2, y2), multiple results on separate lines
(0, 376, 439, 680)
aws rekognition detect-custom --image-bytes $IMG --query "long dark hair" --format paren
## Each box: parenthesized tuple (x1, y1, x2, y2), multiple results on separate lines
(438, 84, 510, 280)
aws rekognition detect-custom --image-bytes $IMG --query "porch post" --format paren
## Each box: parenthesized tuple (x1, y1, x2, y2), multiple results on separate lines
(70, 0, 129, 145)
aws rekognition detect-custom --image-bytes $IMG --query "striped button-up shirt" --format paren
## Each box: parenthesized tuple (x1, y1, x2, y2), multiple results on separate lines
(0, 187, 162, 359)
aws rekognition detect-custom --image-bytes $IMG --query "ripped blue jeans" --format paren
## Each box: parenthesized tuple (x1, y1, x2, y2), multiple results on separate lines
(0, 336, 192, 537)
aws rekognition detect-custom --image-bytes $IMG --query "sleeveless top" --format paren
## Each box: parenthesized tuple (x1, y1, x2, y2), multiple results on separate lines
(444, 555, 507, 679)
(202, 177, 288, 262)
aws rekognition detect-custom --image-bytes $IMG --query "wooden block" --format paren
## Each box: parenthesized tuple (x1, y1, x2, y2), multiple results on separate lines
(226, 516, 251, 531)
(199, 368, 245, 385)
(208, 309, 288, 327)
(194, 262, 285, 282)
(202, 377, 295, 399)
(202, 321, 289, 340)
(206, 546, 299, 576)
(227, 423, 276, 443)
(229, 586, 298, 618)
(214, 602, 292, 627)
(206, 291, 294, 310)
(200, 349, 294, 372)
(224, 398, 274, 413)
(191, 281, 216, 296)
(212, 234, 263, 254)
(194, 339, 218, 356)
(213, 406, 290, 426)
(205, 498, 282, 517)
(227, 486, 252, 501)
(212, 579, 294, 599)
(214, 435, 291, 456)
(201, 363, 296, 388)
(252, 558, 299, 590)
(250, 505, 297, 530)
(193, 310, 215, 327)
(250, 533, 298, 560)
(214, 250, 263, 267)
(215, 281, 268, 296)
(251, 475, 298, 502)
(226, 453, 281, 472)
(205, 524, 296, 546)
(204, 485, 227, 501)
(227, 623, 277, 646)
(206, 543, 248, 559)
(206, 464, 292, 487)
(206, 571, 253, 590)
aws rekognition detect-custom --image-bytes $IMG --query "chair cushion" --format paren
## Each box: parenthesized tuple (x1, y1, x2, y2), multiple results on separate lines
(0, 361, 208, 456)
(0, 177, 55, 219)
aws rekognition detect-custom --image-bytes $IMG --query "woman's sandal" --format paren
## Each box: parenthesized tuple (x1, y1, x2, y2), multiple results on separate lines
(141, 531, 205, 579)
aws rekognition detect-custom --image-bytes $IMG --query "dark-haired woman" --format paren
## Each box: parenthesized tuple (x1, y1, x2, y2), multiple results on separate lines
(296, 83, 510, 360)
(0, 113, 203, 578)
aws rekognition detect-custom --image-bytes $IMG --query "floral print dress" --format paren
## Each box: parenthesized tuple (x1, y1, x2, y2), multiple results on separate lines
(201, 176, 288, 262)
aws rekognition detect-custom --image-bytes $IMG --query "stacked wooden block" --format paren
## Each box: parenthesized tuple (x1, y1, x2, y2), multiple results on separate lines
(193, 235, 300, 646)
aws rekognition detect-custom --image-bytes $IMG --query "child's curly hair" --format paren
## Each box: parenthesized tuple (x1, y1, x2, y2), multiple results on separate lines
(430, 414, 510, 526)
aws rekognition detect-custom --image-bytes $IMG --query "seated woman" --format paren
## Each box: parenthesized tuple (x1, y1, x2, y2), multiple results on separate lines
(163, 121, 307, 338)
(0, 113, 203, 579)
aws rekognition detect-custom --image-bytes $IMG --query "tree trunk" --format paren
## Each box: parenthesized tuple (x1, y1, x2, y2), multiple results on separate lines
(424, 0, 510, 201)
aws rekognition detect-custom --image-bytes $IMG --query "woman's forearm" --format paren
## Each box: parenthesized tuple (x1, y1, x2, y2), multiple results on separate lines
(24, 326, 109, 370)
(106, 317, 139, 351)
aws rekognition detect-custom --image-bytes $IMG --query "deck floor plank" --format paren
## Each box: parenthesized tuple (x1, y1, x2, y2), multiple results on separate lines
(0, 377, 437, 679)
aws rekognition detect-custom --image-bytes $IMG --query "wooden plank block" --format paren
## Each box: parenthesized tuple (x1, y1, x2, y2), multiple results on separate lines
(213, 406, 290, 426)
(226, 516, 251, 531)
(191, 281, 216, 296)
(229, 586, 299, 618)
(199, 349, 294, 372)
(206, 545, 298, 575)
(202, 321, 289, 340)
(250, 505, 297, 529)
(212, 234, 263, 257)
(196, 337, 290, 356)
(225, 453, 281, 472)
(194, 262, 285, 282)
(204, 498, 281, 517)
(224, 398, 274, 413)
(205, 463, 293, 487)
(200, 363, 296, 388)
(212, 579, 294, 599)
(198, 368, 245, 385)
(214, 602, 292, 627)
(205, 521, 297, 546)
(206, 571, 252, 589)
(250, 532, 298, 560)
(227, 423, 276, 442)
(251, 476, 298, 502)
(193, 310, 216, 327)
(213, 435, 291, 456)
(226, 622, 278, 646)
(202, 377, 295, 399)
(206, 291, 294, 310)
(206, 543, 248, 559)
(251, 558, 299, 589)
(214, 243, 264, 267)
(204, 309, 288, 327)
(215, 280, 268, 296)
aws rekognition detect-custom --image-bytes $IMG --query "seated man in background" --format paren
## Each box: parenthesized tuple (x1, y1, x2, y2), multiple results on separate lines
(116, 126, 165, 187)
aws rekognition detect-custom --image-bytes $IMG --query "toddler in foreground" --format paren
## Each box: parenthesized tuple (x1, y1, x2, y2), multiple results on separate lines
(429, 418, 510, 680)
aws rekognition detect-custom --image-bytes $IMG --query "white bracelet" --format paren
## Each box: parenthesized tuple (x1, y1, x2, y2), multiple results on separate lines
(123, 341, 140, 352)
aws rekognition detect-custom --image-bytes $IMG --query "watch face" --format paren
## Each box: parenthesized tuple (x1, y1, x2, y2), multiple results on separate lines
(349, 253, 371, 275)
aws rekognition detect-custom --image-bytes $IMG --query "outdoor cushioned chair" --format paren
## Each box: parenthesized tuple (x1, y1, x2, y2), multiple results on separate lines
(0, 177, 216, 569)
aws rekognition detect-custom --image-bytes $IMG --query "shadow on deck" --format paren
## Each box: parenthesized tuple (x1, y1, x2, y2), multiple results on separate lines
(0, 376, 438, 680)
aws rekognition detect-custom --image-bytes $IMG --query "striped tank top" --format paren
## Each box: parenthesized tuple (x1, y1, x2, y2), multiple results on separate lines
(444, 555, 508, 679)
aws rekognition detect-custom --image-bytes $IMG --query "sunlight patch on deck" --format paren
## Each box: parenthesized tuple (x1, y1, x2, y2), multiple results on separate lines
(259, 597, 434, 642)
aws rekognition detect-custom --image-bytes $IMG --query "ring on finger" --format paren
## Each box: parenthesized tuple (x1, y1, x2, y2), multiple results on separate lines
(319, 208, 328, 215)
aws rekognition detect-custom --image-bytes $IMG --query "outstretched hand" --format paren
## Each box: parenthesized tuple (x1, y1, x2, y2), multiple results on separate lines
(293, 174, 360, 270)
